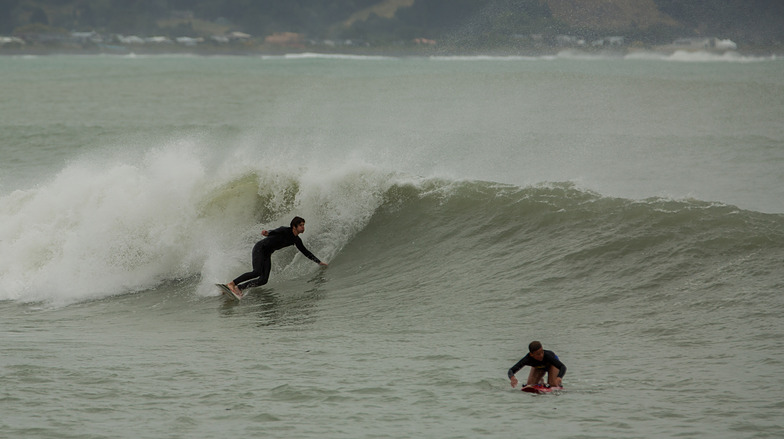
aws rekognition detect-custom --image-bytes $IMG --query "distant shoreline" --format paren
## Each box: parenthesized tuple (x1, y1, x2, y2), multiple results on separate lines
(2, 49, 781, 60)
(1, 42, 782, 59)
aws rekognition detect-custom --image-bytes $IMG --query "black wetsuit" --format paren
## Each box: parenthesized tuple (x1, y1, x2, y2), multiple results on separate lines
(232, 226, 322, 290)
(507, 350, 567, 379)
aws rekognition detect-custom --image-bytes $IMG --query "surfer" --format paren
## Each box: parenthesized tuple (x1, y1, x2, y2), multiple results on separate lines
(508, 341, 566, 388)
(225, 216, 328, 297)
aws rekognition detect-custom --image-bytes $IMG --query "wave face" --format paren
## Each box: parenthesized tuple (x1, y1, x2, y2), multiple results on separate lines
(2, 141, 781, 305)
(341, 179, 784, 303)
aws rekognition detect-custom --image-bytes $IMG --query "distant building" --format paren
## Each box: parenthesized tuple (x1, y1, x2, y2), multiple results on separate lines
(228, 32, 251, 41)
(264, 32, 303, 47)
(0, 36, 25, 45)
(176, 37, 204, 46)
(715, 39, 738, 50)
(412, 38, 436, 46)
(592, 36, 625, 47)
(670, 37, 737, 51)
(144, 36, 173, 44)
(556, 35, 584, 46)
(117, 35, 145, 44)
(71, 31, 103, 44)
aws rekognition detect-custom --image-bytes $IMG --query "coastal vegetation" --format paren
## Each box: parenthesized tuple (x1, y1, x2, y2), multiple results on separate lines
(1, 0, 781, 54)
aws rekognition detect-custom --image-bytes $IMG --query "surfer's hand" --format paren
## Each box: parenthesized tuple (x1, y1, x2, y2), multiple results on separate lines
(319, 262, 328, 267)
(261, 230, 269, 236)
(510, 377, 518, 388)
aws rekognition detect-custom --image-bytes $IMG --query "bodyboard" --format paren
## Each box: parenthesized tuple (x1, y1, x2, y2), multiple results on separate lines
(521, 384, 563, 394)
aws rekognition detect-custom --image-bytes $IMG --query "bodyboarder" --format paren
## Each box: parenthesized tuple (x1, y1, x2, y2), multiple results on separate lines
(508, 341, 566, 389)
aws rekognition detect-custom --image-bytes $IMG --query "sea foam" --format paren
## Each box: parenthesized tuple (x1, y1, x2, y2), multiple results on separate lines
(0, 140, 399, 305)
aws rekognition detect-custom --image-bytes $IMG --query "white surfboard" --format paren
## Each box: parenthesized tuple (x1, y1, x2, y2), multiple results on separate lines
(215, 284, 241, 301)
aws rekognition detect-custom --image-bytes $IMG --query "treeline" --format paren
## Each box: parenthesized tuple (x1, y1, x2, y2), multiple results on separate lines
(2, 0, 782, 47)
(0, 0, 381, 36)
(654, 0, 783, 45)
(346, 0, 557, 47)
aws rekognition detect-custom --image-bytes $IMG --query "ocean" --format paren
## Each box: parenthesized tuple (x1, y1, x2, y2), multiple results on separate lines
(1, 51, 782, 438)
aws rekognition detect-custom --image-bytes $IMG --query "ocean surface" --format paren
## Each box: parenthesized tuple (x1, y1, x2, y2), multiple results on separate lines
(1, 51, 783, 438)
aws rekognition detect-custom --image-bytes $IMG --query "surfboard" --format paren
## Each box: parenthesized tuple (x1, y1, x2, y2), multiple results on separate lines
(215, 283, 241, 301)
(521, 384, 563, 394)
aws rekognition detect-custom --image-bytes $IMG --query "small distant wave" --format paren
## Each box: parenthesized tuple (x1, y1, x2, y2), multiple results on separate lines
(426, 50, 776, 63)
(625, 50, 774, 63)
(429, 55, 549, 61)
(269, 52, 396, 61)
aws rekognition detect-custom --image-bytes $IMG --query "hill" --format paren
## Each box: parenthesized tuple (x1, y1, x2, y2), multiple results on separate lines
(2, 0, 782, 52)
(343, 0, 416, 27)
(544, 0, 679, 31)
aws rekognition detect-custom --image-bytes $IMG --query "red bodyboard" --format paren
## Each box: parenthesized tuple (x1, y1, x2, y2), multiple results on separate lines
(521, 384, 563, 394)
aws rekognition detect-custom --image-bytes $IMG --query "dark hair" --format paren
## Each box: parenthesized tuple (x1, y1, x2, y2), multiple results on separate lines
(290, 216, 305, 228)
(528, 341, 542, 353)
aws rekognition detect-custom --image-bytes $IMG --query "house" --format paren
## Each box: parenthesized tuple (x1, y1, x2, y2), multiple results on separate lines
(71, 31, 103, 44)
(592, 36, 625, 47)
(264, 32, 303, 47)
(0, 36, 25, 46)
(117, 35, 145, 44)
(176, 37, 204, 46)
(670, 37, 737, 51)
(556, 35, 584, 46)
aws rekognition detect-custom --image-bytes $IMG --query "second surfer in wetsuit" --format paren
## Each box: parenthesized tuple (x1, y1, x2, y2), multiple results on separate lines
(226, 216, 327, 297)
(508, 341, 566, 388)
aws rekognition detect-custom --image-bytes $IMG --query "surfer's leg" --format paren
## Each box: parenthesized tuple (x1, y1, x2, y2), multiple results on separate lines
(526, 367, 546, 385)
(237, 250, 272, 291)
(230, 271, 257, 290)
(229, 242, 268, 295)
(546, 365, 560, 387)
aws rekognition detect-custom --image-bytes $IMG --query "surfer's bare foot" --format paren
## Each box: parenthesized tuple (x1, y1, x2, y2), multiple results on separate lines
(228, 282, 242, 296)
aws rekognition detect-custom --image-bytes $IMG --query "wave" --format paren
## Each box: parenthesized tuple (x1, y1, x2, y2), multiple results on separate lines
(0, 141, 407, 304)
(554, 49, 776, 63)
(342, 180, 783, 299)
(429, 55, 550, 62)
(270, 52, 397, 61)
(430, 50, 778, 63)
(2, 143, 781, 306)
(254, 50, 781, 64)
(625, 50, 774, 63)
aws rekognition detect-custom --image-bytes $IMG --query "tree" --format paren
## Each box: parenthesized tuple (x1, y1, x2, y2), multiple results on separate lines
(30, 7, 49, 25)
(0, 0, 21, 34)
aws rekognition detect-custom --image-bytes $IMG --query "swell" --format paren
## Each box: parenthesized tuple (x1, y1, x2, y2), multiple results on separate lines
(338, 180, 784, 305)
(1, 156, 781, 305)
